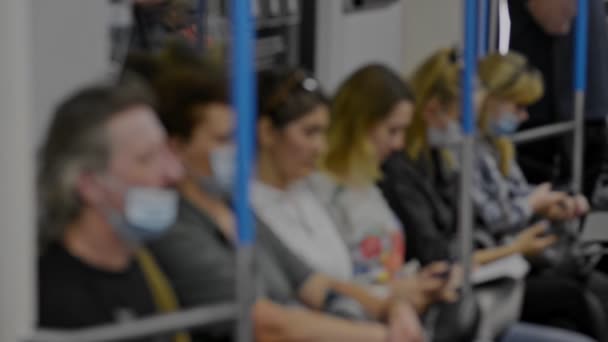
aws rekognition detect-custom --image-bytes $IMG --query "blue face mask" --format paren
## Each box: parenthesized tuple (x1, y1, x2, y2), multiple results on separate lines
(199, 145, 236, 199)
(108, 187, 178, 245)
(491, 111, 520, 136)
(428, 120, 463, 147)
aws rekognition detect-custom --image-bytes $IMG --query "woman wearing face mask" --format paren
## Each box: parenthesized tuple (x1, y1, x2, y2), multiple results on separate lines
(380, 48, 600, 340)
(381, 48, 560, 267)
(476, 52, 608, 338)
(311, 61, 597, 342)
(474, 52, 588, 236)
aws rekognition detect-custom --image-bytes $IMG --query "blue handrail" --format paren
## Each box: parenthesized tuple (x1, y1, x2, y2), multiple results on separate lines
(574, 0, 589, 92)
(231, 1, 257, 340)
(231, 0, 257, 246)
(462, 0, 478, 135)
(572, 0, 589, 194)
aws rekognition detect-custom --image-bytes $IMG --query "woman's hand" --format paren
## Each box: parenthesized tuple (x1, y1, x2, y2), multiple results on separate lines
(512, 222, 558, 257)
(574, 195, 590, 216)
(387, 301, 425, 342)
(390, 262, 458, 314)
(528, 183, 568, 215)
(544, 194, 590, 221)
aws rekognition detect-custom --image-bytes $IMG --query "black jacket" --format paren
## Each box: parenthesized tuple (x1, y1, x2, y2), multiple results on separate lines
(379, 152, 458, 265)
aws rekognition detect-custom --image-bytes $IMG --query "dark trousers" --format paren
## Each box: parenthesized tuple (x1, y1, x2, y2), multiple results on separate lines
(522, 275, 598, 338)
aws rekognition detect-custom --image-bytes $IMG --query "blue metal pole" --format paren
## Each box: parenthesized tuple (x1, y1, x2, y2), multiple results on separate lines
(572, 0, 589, 194)
(231, 0, 256, 255)
(459, 0, 478, 298)
(230, 0, 256, 341)
(462, 0, 477, 136)
(574, 0, 589, 93)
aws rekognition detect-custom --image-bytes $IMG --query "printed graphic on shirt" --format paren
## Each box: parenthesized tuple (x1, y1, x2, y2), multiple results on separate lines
(352, 227, 404, 284)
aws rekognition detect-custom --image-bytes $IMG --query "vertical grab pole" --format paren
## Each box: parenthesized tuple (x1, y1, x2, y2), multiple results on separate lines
(459, 0, 478, 298)
(488, 0, 499, 53)
(572, 0, 589, 194)
(230, 1, 257, 341)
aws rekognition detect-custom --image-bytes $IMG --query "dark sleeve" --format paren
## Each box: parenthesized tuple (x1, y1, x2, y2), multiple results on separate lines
(380, 159, 452, 265)
(149, 220, 236, 307)
(149, 220, 238, 341)
(257, 220, 314, 293)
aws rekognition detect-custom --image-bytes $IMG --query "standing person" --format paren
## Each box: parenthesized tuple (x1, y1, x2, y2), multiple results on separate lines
(37, 80, 188, 342)
(508, 0, 608, 198)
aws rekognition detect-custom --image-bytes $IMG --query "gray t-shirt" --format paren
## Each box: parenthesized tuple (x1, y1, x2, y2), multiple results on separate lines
(149, 197, 313, 307)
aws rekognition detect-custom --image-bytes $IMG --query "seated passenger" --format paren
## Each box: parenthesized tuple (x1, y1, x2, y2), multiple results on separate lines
(380, 47, 600, 339)
(252, 69, 352, 281)
(314, 64, 415, 284)
(310, 60, 595, 342)
(473, 52, 588, 235)
(252, 68, 456, 313)
(380, 48, 557, 266)
(37, 80, 188, 341)
(147, 67, 425, 342)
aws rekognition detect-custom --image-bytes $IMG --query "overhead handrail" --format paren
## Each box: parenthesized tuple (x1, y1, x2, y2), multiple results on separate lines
(23, 303, 236, 342)
(512, 121, 576, 144)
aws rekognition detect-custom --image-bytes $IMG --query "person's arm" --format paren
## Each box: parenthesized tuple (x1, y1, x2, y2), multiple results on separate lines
(258, 220, 391, 320)
(471, 150, 535, 235)
(543, 194, 589, 221)
(379, 164, 453, 265)
(253, 299, 388, 342)
(474, 222, 558, 265)
(254, 299, 424, 342)
(148, 220, 238, 306)
(474, 244, 521, 265)
(296, 273, 390, 320)
(298, 268, 456, 318)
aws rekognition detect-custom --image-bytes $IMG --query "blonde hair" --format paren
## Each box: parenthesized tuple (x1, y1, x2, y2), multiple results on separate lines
(322, 64, 414, 186)
(478, 52, 544, 176)
(406, 48, 461, 161)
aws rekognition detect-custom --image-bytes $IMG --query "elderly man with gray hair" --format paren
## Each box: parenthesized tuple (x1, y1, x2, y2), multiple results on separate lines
(36, 80, 186, 341)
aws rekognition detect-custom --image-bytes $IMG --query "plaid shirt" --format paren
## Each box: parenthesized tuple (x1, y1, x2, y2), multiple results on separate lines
(472, 141, 534, 236)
